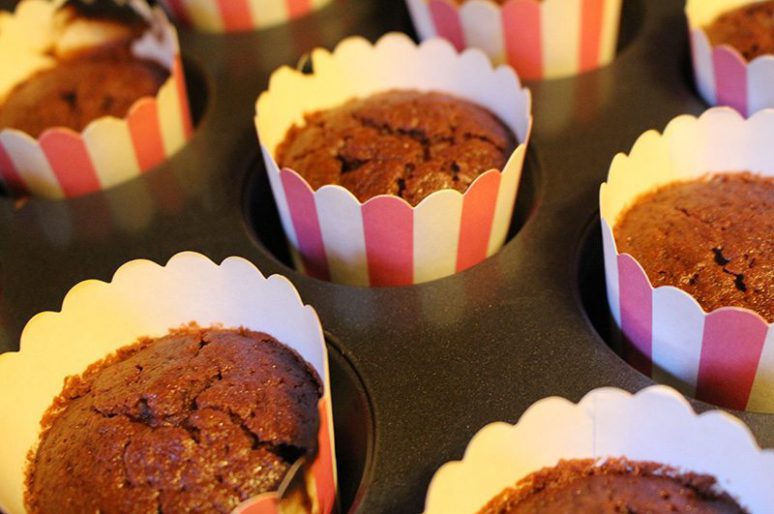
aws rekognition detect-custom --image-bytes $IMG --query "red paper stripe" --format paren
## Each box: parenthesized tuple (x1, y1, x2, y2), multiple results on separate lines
(713, 47, 748, 115)
(312, 400, 335, 514)
(0, 140, 27, 195)
(215, 0, 254, 31)
(163, 0, 191, 26)
(696, 310, 768, 410)
(429, 0, 466, 51)
(128, 99, 165, 173)
(173, 57, 193, 139)
(363, 197, 413, 286)
(579, 0, 605, 72)
(281, 170, 330, 281)
(456, 171, 501, 273)
(618, 254, 652, 376)
(238, 496, 279, 514)
(40, 130, 100, 197)
(287, 0, 312, 18)
(503, 0, 542, 80)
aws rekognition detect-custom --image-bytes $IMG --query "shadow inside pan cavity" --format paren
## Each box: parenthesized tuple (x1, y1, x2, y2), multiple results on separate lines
(326, 339, 374, 513)
(243, 148, 542, 284)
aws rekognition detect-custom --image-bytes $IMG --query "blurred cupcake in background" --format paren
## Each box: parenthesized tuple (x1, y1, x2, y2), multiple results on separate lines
(255, 33, 532, 287)
(0, 0, 192, 199)
(425, 386, 773, 513)
(687, 0, 774, 116)
(405, 0, 622, 80)
(160, 0, 333, 33)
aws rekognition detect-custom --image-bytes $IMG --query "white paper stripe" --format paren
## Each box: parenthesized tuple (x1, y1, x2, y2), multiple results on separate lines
(249, 0, 286, 27)
(315, 187, 369, 286)
(459, 1, 506, 65)
(83, 118, 140, 189)
(157, 74, 186, 159)
(414, 190, 462, 284)
(651, 287, 706, 397)
(404, 0, 437, 40)
(541, 0, 581, 77)
(746, 325, 774, 412)
(599, 0, 622, 64)
(600, 220, 620, 326)
(747, 58, 774, 116)
(691, 30, 716, 106)
(488, 148, 524, 257)
(183, 0, 223, 31)
(0, 132, 63, 199)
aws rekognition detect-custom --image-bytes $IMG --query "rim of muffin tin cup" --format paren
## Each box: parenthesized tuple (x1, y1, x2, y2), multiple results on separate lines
(599, 107, 774, 414)
(686, 0, 774, 116)
(0, 251, 337, 514)
(423, 385, 774, 514)
(254, 32, 533, 287)
(404, 0, 623, 81)
(0, 0, 193, 200)
(158, 0, 334, 33)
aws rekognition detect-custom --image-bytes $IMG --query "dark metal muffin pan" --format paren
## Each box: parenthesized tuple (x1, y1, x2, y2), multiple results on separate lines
(1, 0, 772, 512)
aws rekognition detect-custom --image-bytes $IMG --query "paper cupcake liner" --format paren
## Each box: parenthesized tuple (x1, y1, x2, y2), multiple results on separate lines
(425, 385, 774, 513)
(405, 0, 622, 80)
(0, 0, 193, 199)
(600, 107, 774, 413)
(255, 33, 532, 287)
(160, 0, 333, 33)
(0, 252, 337, 514)
(687, 0, 774, 116)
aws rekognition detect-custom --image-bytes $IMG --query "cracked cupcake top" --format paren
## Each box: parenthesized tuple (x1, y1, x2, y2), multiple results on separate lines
(614, 172, 774, 322)
(275, 89, 516, 206)
(25, 327, 322, 514)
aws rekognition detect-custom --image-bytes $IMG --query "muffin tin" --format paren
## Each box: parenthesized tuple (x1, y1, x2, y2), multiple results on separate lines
(0, 0, 772, 512)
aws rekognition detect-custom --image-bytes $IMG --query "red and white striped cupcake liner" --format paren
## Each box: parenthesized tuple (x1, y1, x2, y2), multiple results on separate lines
(600, 108, 774, 413)
(687, 0, 774, 117)
(425, 386, 774, 513)
(405, 0, 622, 80)
(0, 0, 193, 199)
(0, 252, 337, 514)
(160, 0, 333, 32)
(255, 33, 533, 287)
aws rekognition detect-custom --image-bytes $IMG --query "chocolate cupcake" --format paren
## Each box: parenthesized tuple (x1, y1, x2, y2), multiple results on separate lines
(0, 0, 192, 198)
(600, 108, 774, 412)
(687, 0, 774, 115)
(0, 252, 337, 514)
(255, 33, 532, 286)
(25, 327, 322, 514)
(479, 458, 746, 513)
(275, 89, 516, 206)
(405, 0, 622, 80)
(424, 386, 770, 514)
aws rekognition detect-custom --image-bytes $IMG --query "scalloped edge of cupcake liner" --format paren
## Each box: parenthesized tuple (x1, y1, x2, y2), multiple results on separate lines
(424, 385, 774, 514)
(404, 0, 622, 80)
(0, 251, 337, 514)
(686, 0, 774, 116)
(255, 32, 533, 286)
(159, 0, 333, 33)
(0, 0, 193, 199)
(600, 107, 774, 413)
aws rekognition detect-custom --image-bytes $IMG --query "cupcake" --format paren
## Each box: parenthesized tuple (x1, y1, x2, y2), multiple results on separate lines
(687, 0, 774, 115)
(424, 386, 773, 513)
(255, 33, 532, 286)
(0, 0, 192, 199)
(160, 0, 333, 33)
(0, 252, 336, 514)
(600, 107, 774, 412)
(404, 0, 623, 80)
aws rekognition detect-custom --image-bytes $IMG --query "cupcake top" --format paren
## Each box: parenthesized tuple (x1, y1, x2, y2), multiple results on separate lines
(614, 172, 774, 322)
(0, 0, 169, 137)
(25, 327, 322, 514)
(275, 89, 516, 206)
(478, 458, 747, 513)
(704, 0, 774, 61)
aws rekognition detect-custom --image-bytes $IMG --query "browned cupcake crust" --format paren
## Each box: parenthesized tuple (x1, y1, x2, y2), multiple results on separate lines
(478, 458, 747, 514)
(0, 58, 168, 138)
(613, 172, 774, 322)
(705, 0, 774, 61)
(275, 89, 516, 206)
(25, 327, 322, 514)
